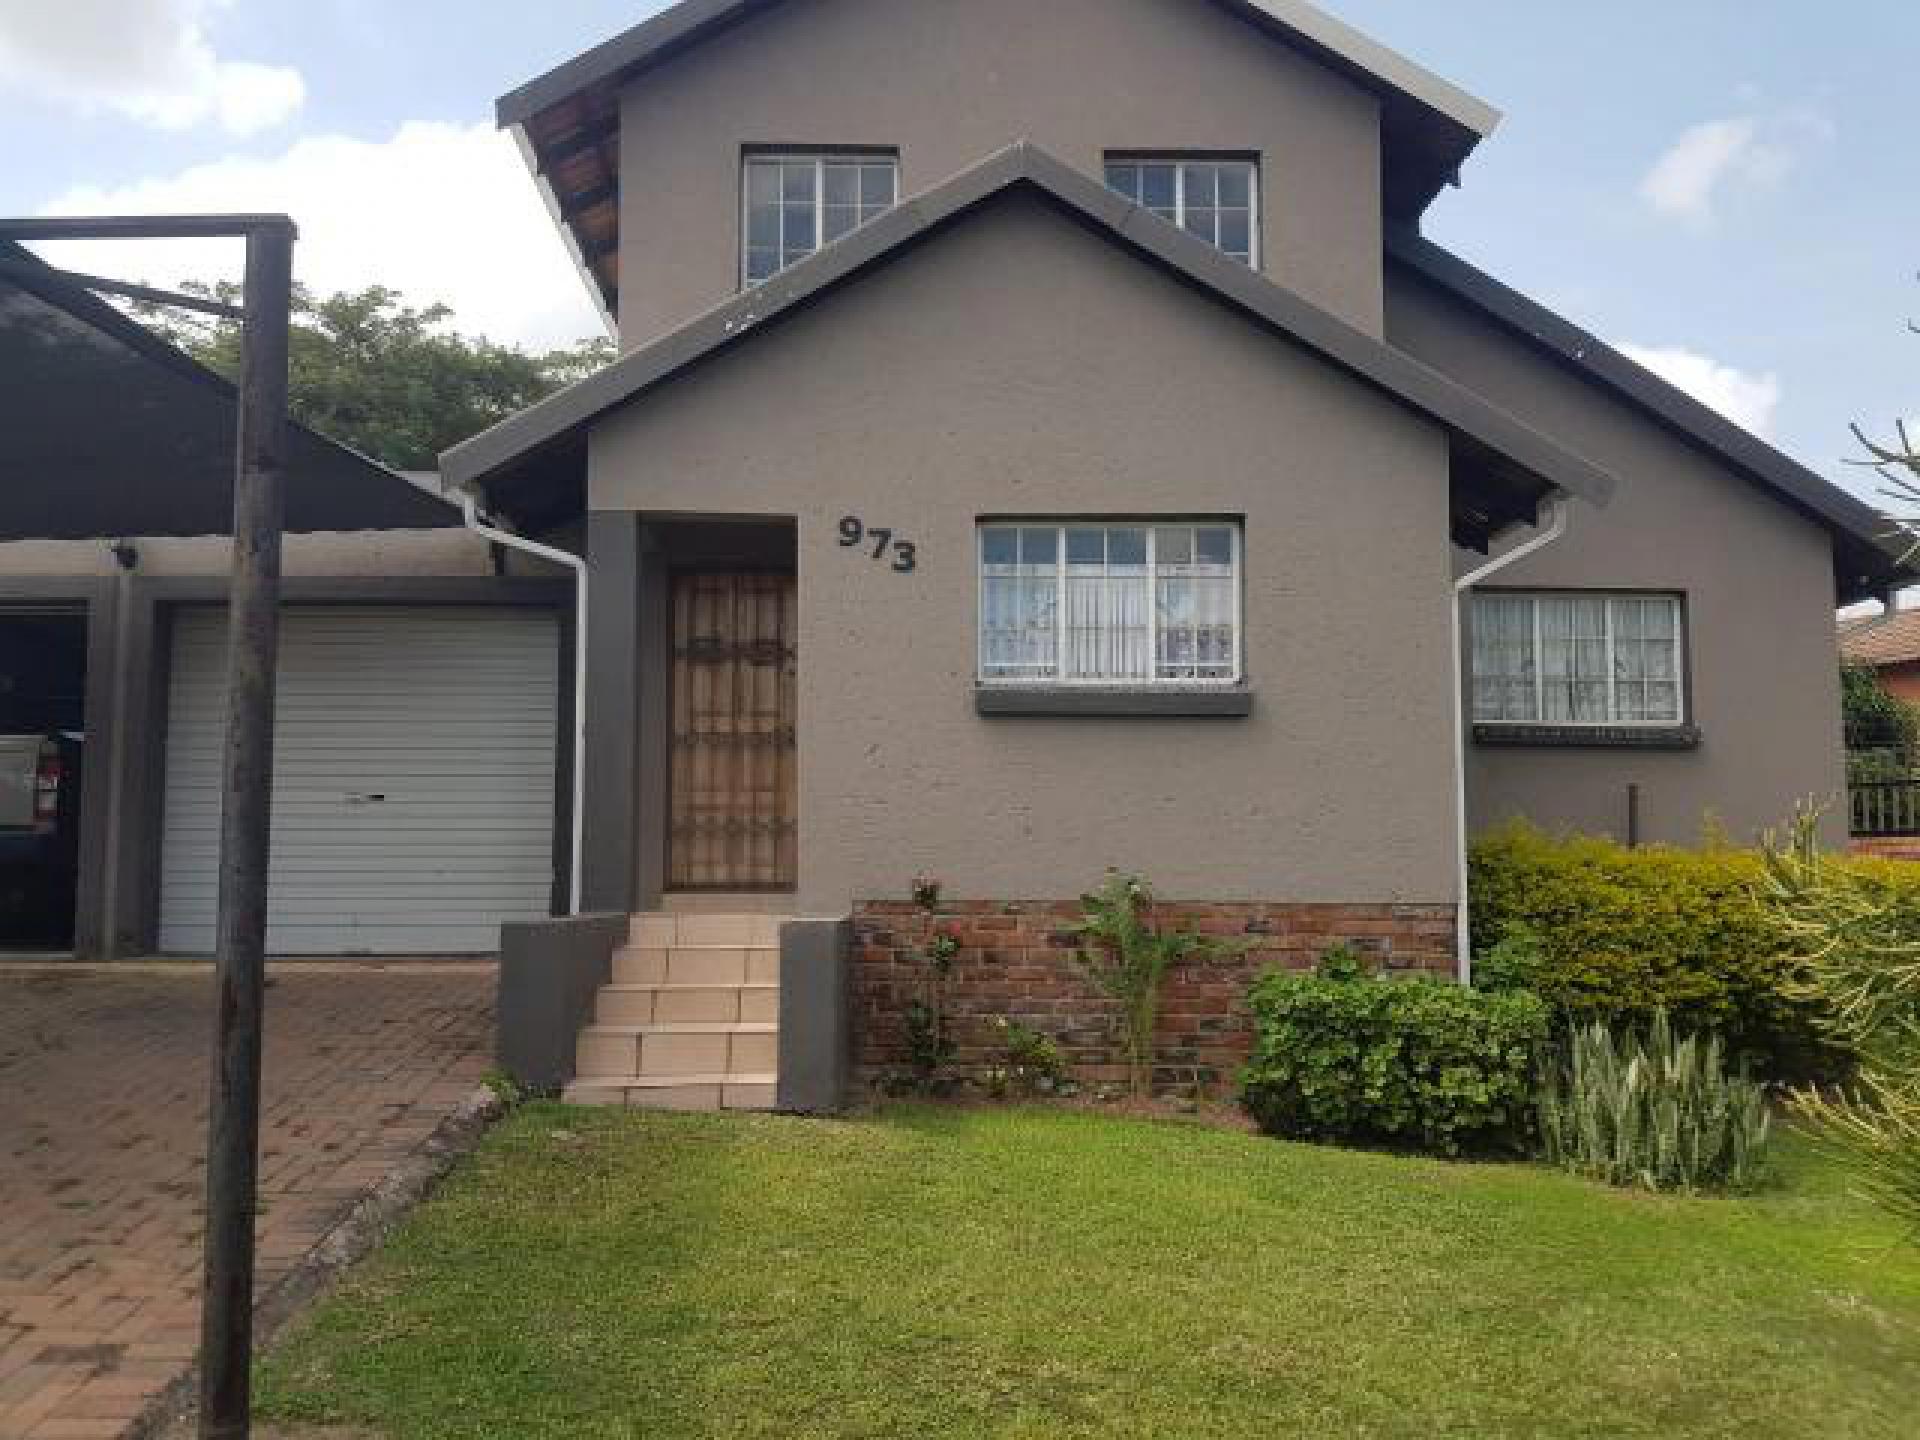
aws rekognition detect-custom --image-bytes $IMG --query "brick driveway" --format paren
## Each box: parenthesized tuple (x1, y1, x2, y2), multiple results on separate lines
(0, 962, 495, 1439)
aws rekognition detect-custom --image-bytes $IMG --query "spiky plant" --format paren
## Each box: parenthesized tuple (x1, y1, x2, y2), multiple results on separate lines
(1070, 872, 1235, 1099)
(1761, 804, 1920, 1232)
(1535, 1012, 1773, 1193)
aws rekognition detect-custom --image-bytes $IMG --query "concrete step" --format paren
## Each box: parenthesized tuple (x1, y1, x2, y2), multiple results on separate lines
(563, 1074, 778, 1112)
(630, 912, 786, 949)
(577, 1023, 778, 1081)
(598, 982, 779, 1026)
(611, 945, 780, 987)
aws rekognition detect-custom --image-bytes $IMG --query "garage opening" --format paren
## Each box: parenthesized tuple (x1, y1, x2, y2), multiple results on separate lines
(0, 610, 88, 950)
(159, 606, 562, 955)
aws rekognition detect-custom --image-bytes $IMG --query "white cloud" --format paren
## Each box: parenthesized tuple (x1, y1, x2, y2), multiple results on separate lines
(31, 121, 605, 350)
(1618, 343, 1782, 437)
(0, 0, 303, 135)
(1638, 110, 1831, 224)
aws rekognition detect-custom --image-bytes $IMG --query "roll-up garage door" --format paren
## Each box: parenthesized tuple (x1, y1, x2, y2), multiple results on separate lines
(160, 606, 560, 954)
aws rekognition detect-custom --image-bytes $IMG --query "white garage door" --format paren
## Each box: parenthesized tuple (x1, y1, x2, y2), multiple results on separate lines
(160, 606, 561, 954)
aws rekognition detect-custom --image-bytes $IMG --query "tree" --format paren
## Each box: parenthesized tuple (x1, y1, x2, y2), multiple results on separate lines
(136, 283, 613, 471)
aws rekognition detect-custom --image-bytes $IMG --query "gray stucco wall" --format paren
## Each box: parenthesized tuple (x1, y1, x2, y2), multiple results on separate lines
(616, 0, 1385, 344)
(590, 192, 1460, 913)
(1384, 268, 1847, 846)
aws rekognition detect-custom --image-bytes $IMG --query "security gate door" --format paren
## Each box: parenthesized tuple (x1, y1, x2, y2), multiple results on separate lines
(667, 572, 798, 891)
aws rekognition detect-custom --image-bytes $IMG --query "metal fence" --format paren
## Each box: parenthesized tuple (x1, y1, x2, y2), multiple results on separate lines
(1850, 778, 1920, 837)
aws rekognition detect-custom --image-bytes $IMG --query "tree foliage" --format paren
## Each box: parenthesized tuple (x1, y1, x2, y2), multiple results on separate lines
(1841, 660, 1920, 754)
(136, 283, 613, 471)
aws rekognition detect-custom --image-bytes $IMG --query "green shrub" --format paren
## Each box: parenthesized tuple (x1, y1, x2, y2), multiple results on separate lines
(1535, 1012, 1772, 1193)
(982, 1018, 1069, 1100)
(1763, 807, 1920, 1234)
(1240, 954, 1550, 1157)
(1470, 823, 1853, 1082)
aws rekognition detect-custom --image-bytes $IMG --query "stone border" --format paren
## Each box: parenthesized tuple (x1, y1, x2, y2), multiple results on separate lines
(136, 1084, 506, 1440)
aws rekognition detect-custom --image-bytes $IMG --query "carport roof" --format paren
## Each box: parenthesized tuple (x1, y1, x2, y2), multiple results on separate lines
(443, 141, 1614, 549)
(0, 242, 459, 541)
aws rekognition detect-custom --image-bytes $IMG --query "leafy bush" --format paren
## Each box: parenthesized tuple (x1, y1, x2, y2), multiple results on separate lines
(1241, 952, 1550, 1157)
(982, 1018, 1069, 1100)
(1763, 808, 1920, 1233)
(1535, 1012, 1772, 1192)
(1470, 823, 1851, 1082)
(1072, 871, 1238, 1098)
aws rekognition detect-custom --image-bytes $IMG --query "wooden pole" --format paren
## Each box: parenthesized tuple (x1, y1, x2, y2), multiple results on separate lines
(198, 219, 294, 1440)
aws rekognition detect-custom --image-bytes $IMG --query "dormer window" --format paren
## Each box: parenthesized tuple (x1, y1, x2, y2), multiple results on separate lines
(743, 152, 900, 286)
(1105, 156, 1258, 267)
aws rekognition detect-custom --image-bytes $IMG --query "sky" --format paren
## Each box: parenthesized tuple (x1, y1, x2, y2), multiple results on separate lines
(1, 0, 1914, 502)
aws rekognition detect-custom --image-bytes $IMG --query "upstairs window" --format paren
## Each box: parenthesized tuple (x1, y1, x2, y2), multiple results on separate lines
(1105, 156, 1258, 267)
(979, 522, 1243, 686)
(1472, 592, 1685, 727)
(742, 153, 899, 286)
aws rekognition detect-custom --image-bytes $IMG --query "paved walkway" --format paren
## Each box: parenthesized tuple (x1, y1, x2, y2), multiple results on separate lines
(0, 962, 495, 1439)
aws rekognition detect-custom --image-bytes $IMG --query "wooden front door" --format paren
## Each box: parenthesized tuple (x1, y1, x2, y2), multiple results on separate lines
(667, 572, 798, 891)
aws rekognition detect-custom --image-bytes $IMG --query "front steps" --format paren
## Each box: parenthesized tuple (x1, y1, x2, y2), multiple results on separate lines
(563, 911, 785, 1112)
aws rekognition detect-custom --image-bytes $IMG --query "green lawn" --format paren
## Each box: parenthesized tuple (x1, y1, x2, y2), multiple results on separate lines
(258, 1104, 1920, 1439)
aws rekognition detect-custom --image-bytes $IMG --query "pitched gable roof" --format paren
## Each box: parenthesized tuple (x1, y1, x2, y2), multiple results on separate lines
(1384, 231, 1917, 604)
(499, 0, 1500, 317)
(0, 241, 457, 540)
(1842, 609, 1920, 669)
(444, 141, 1611, 539)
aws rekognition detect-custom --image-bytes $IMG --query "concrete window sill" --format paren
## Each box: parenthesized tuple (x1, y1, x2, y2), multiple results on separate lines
(974, 686, 1255, 718)
(1473, 723, 1701, 751)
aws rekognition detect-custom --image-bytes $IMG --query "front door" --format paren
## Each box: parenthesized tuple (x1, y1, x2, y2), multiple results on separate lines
(667, 572, 798, 891)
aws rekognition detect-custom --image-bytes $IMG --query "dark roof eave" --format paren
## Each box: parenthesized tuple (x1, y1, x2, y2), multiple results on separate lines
(444, 141, 1613, 519)
(1385, 229, 1919, 601)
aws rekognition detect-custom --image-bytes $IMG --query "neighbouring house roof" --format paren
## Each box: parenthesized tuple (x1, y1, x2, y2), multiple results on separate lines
(443, 141, 1613, 542)
(496, 0, 1502, 318)
(1841, 610, 1920, 669)
(1385, 230, 1920, 605)
(0, 241, 459, 541)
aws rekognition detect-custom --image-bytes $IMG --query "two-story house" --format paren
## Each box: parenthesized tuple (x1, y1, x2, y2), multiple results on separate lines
(457, 0, 1914, 1110)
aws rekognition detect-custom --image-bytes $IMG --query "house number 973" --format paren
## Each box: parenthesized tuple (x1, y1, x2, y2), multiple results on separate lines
(838, 516, 917, 574)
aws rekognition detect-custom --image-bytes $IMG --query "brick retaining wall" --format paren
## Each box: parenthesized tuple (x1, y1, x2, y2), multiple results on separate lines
(851, 899, 1456, 1093)
(1851, 837, 1920, 861)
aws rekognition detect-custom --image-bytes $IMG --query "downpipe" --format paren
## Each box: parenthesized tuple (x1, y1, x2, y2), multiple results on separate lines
(1449, 496, 1569, 984)
(461, 495, 587, 915)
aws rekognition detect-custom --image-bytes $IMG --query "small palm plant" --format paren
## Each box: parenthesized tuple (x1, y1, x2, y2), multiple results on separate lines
(1070, 871, 1235, 1099)
(1535, 1011, 1773, 1192)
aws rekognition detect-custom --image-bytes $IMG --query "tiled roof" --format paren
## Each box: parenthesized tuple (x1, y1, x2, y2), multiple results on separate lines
(1840, 609, 1920, 668)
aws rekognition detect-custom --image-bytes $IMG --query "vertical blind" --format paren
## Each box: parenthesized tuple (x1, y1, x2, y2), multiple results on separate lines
(1472, 593, 1683, 725)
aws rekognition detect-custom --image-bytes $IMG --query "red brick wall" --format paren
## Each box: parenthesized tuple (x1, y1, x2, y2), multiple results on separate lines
(1851, 837, 1920, 862)
(851, 899, 1456, 1093)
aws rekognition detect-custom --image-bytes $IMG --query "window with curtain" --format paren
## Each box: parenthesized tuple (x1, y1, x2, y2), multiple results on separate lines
(979, 523, 1241, 685)
(1104, 157, 1258, 266)
(742, 153, 899, 286)
(1472, 593, 1684, 726)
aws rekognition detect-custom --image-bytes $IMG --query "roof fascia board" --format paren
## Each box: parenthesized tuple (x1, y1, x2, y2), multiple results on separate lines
(1385, 229, 1912, 578)
(444, 142, 1611, 511)
(495, 0, 1499, 141)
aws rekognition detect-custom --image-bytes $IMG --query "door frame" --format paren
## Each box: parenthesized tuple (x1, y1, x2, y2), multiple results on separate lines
(663, 567, 798, 894)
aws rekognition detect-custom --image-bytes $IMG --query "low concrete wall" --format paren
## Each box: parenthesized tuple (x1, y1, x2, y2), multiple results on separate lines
(497, 914, 629, 1092)
(777, 918, 853, 1114)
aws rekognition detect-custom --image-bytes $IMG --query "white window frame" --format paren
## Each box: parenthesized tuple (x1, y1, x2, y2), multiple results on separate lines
(740, 151, 900, 288)
(1103, 154, 1261, 268)
(976, 521, 1246, 689)
(1472, 590, 1688, 729)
